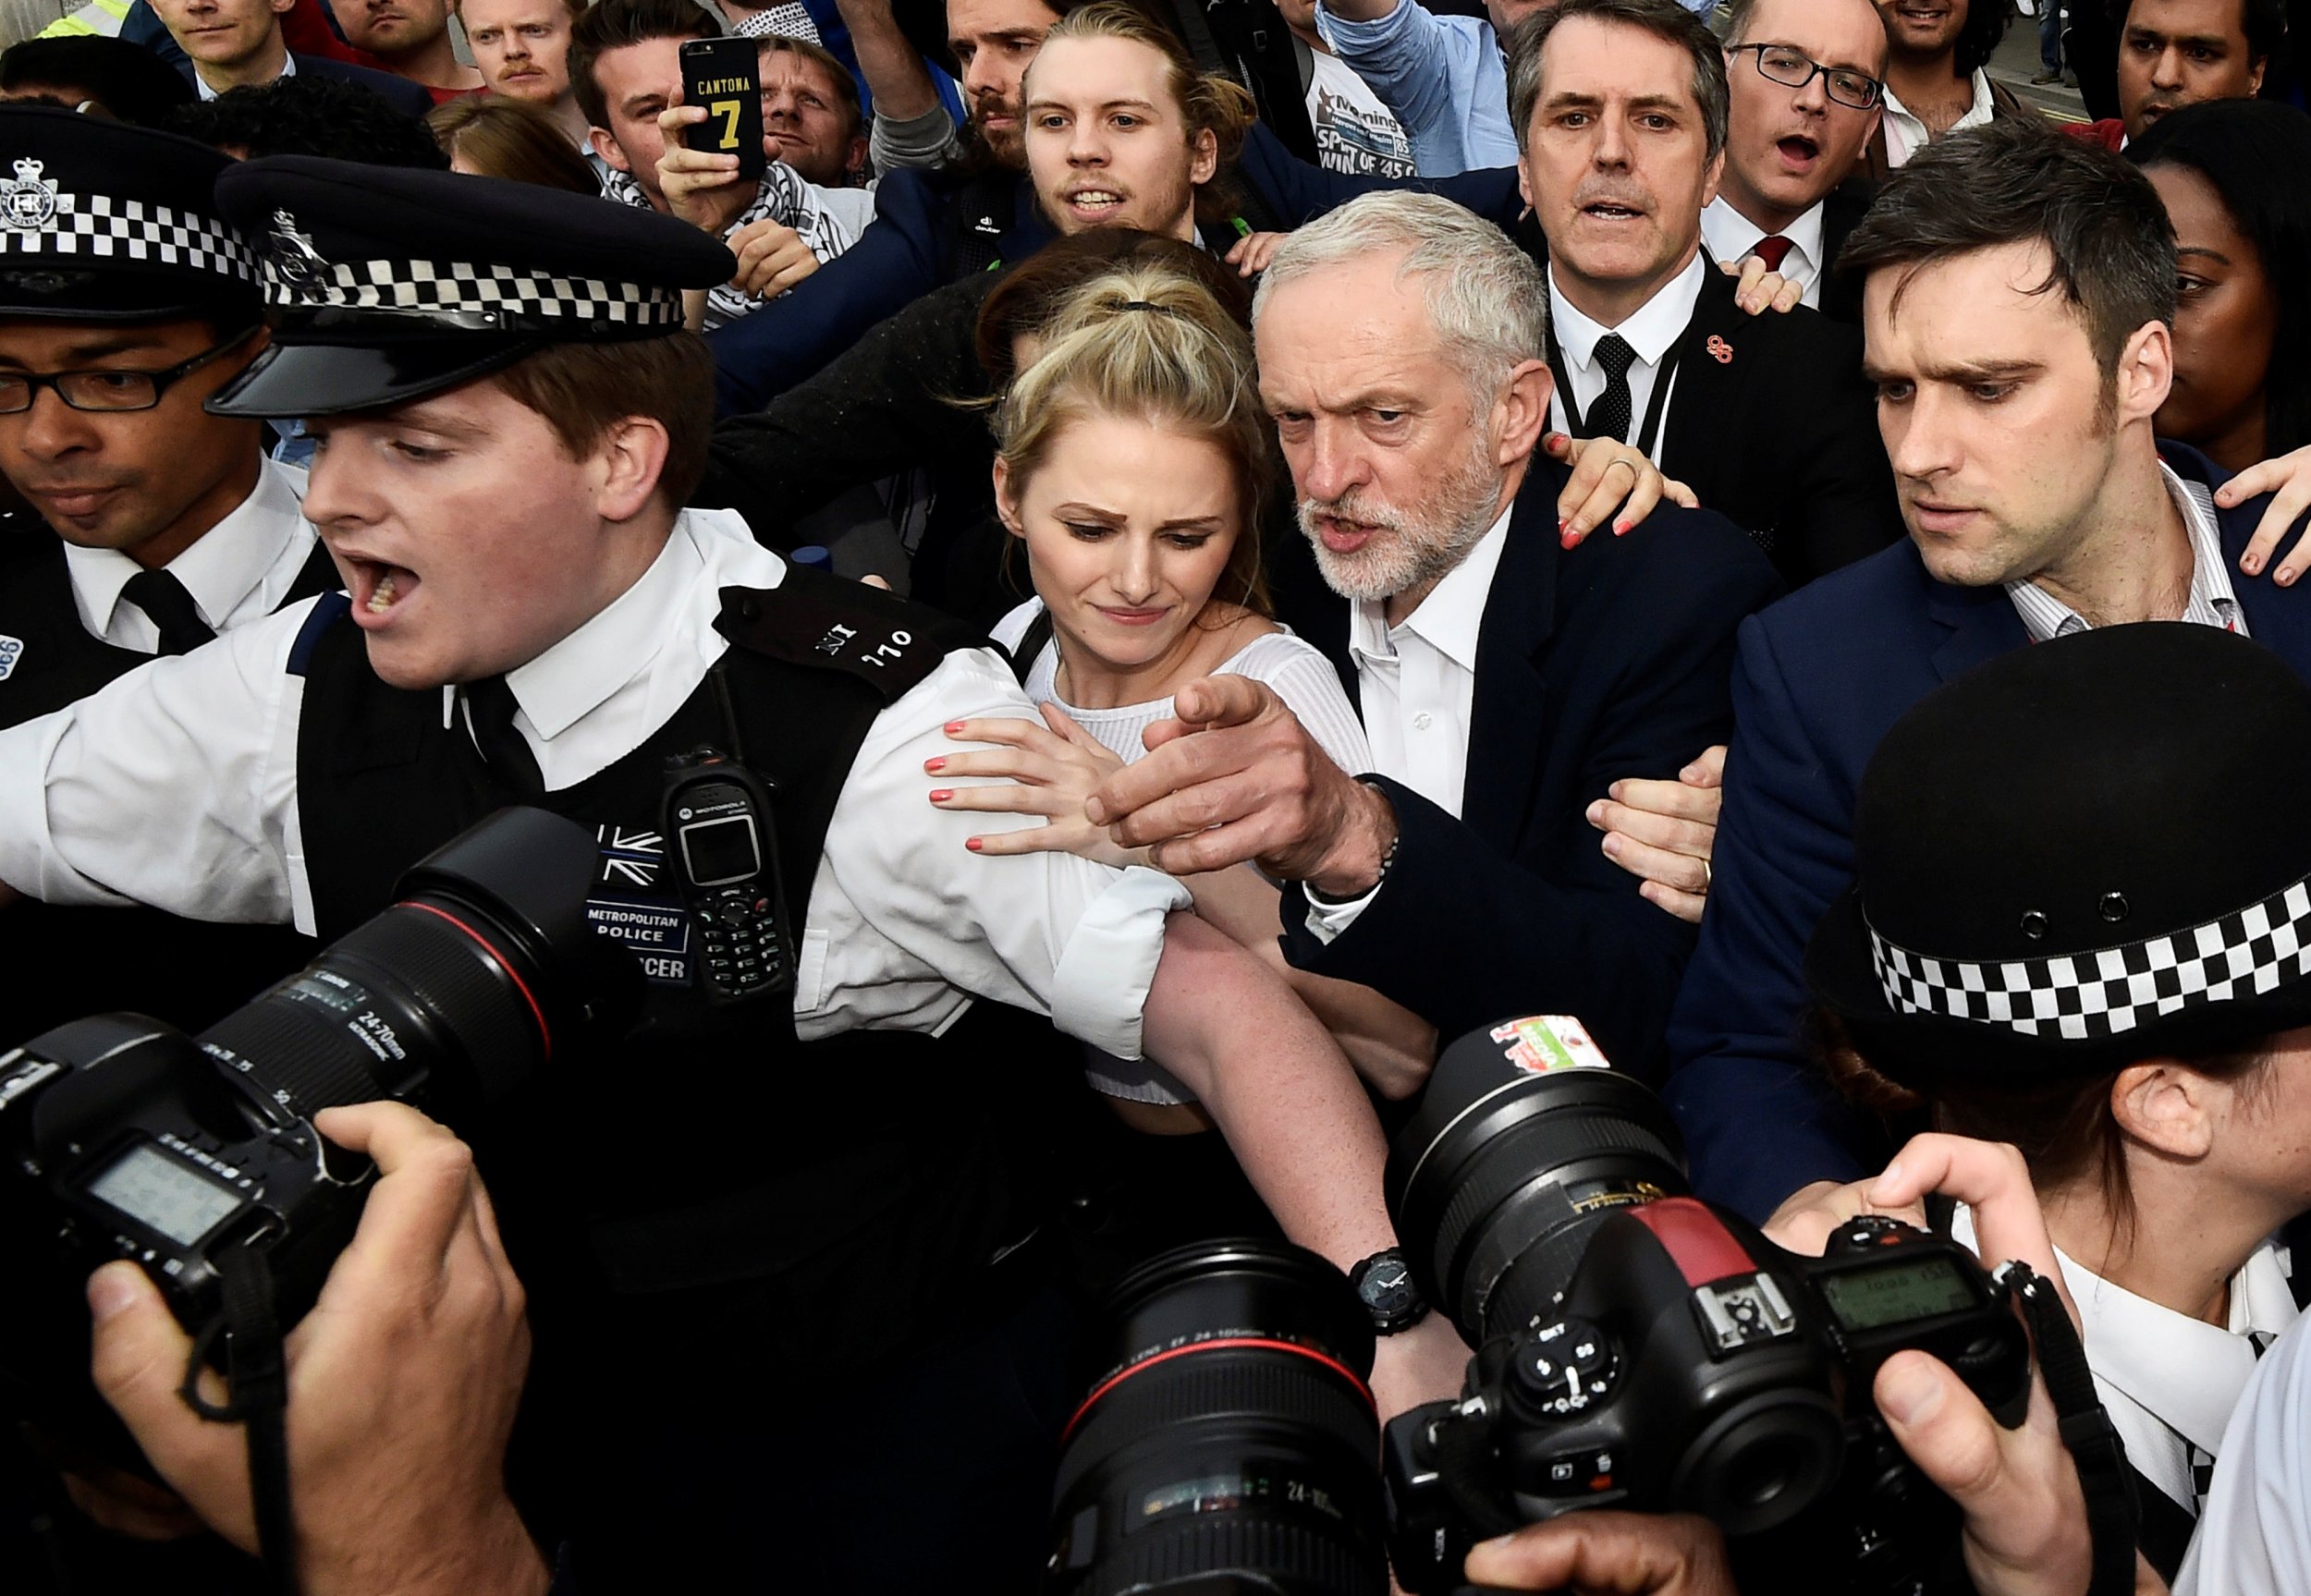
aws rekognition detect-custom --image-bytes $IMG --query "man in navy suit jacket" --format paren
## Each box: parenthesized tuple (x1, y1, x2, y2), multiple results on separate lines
(1085, 191, 1782, 1083)
(1665, 118, 2311, 1225)
(136, 0, 438, 120)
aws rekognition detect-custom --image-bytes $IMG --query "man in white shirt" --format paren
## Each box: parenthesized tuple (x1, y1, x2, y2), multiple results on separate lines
(1082, 189, 1782, 1083)
(1702, 0, 1888, 315)
(1870, 0, 2035, 170)
(1509, 0, 1901, 584)
(0, 150, 1461, 1592)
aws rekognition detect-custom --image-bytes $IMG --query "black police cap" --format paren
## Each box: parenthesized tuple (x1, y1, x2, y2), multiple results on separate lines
(1807, 623, 2311, 1083)
(206, 155, 737, 418)
(0, 104, 258, 322)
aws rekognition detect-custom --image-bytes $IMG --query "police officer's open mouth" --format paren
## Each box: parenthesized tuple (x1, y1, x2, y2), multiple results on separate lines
(348, 557, 419, 615)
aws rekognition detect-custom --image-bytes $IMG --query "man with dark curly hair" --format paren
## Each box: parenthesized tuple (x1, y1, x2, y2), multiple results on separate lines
(1867, 0, 2036, 173)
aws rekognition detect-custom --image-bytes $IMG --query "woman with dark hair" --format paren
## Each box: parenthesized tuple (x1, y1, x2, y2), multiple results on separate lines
(2131, 99, 2311, 475)
(1803, 624, 2311, 1583)
(426, 94, 599, 193)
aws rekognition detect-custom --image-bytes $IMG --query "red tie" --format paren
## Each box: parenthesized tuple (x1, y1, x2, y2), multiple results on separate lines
(1752, 235, 1795, 274)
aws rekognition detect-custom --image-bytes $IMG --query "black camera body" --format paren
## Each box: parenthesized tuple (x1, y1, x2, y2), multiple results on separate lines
(0, 809, 638, 1460)
(1379, 1020, 2033, 1594)
(1383, 1200, 2029, 1590)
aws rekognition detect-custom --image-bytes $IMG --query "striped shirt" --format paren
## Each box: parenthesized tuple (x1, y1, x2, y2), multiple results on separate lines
(2005, 466, 2246, 642)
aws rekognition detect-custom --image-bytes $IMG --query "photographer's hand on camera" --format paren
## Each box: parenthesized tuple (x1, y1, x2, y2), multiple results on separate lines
(1461, 1511, 1738, 1595)
(87, 1103, 547, 1596)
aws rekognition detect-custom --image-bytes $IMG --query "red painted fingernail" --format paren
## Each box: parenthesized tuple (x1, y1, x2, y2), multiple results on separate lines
(1614, 518, 1632, 536)
(929, 789, 952, 803)
(1560, 529, 1580, 550)
(964, 836, 984, 852)
(924, 756, 945, 772)
(944, 722, 964, 734)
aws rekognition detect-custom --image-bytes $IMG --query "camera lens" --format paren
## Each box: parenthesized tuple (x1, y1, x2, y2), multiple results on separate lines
(1047, 1239, 1388, 1596)
(1388, 1019, 1686, 1341)
(194, 809, 638, 1121)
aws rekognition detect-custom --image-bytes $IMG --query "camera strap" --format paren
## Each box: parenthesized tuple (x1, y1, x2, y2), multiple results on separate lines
(180, 1246, 300, 1596)
(1997, 1261, 2139, 1596)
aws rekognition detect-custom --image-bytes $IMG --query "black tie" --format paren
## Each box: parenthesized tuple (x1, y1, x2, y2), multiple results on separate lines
(119, 567, 217, 656)
(460, 674, 544, 795)
(1588, 334, 1638, 444)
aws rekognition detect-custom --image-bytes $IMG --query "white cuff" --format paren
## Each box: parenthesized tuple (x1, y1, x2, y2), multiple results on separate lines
(1302, 876, 1381, 945)
(1047, 863, 1192, 1060)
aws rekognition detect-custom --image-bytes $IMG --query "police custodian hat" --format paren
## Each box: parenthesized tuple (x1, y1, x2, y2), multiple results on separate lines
(1806, 623, 2311, 1085)
(206, 155, 737, 418)
(0, 104, 259, 322)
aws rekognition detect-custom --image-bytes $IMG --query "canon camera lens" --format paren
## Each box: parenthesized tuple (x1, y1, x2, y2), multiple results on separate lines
(1047, 1239, 1388, 1596)
(196, 807, 638, 1122)
(1388, 1018, 1688, 1341)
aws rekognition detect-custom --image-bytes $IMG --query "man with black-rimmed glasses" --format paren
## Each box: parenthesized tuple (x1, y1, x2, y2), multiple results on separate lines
(0, 106, 331, 1042)
(1703, 0, 1889, 320)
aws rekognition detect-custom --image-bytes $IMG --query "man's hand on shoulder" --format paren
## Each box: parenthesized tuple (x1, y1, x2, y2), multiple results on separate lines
(1085, 675, 1395, 892)
(1461, 1511, 1737, 1594)
(1587, 744, 1725, 924)
(90, 1102, 547, 1596)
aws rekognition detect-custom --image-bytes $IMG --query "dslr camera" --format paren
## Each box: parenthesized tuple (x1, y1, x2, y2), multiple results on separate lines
(0, 808, 636, 1456)
(1382, 1018, 2031, 1592)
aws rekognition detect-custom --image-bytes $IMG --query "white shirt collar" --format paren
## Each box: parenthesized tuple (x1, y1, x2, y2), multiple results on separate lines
(1547, 249, 1707, 371)
(2005, 463, 2246, 643)
(194, 44, 294, 101)
(63, 454, 308, 640)
(1698, 195, 1827, 286)
(1346, 502, 1513, 675)
(480, 507, 757, 742)
(1879, 67, 1996, 164)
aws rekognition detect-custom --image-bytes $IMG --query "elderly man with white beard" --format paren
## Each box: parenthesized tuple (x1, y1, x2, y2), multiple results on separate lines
(1081, 189, 1783, 1085)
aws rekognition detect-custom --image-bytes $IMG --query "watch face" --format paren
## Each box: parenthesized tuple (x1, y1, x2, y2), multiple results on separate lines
(1360, 1259, 1416, 1317)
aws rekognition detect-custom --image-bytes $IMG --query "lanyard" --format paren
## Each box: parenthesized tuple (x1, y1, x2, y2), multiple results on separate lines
(1545, 316, 1685, 459)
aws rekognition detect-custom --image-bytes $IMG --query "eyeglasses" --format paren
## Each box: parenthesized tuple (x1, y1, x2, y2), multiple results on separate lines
(1730, 43, 1884, 111)
(0, 325, 261, 415)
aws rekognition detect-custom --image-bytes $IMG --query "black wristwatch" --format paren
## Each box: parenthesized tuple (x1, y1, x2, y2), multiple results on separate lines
(1348, 1248, 1429, 1335)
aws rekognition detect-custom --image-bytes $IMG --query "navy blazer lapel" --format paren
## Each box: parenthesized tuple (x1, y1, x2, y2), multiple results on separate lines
(1918, 545, 2028, 681)
(1461, 474, 1561, 844)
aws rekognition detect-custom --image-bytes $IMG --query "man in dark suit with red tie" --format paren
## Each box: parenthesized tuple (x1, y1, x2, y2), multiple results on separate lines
(1511, 0, 1902, 589)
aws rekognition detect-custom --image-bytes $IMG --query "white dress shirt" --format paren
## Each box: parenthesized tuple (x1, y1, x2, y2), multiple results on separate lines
(2176, 1309, 2311, 1596)
(60, 456, 321, 652)
(1547, 250, 1708, 460)
(0, 507, 1189, 1060)
(1302, 505, 1511, 943)
(1699, 195, 1828, 310)
(1951, 1206, 2300, 1515)
(2006, 466, 2247, 642)
(1878, 68, 1997, 168)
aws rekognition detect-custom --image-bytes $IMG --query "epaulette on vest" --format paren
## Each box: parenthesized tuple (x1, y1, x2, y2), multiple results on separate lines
(713, 564, 987, 703)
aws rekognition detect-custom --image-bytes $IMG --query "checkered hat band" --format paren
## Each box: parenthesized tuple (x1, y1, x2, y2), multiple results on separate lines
(266, 257, 686, 329)
(0, 195, 258, 284)
(1868, 874, 2311, 1042)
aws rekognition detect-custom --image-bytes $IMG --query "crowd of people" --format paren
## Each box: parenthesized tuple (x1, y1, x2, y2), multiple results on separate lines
(0, 0, 2308, 1590)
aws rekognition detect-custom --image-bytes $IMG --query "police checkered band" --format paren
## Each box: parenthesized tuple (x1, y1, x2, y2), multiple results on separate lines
(1869, 874, 2311, 1042)
(0, 184, 258, 286)
(262, 255, 686, 331)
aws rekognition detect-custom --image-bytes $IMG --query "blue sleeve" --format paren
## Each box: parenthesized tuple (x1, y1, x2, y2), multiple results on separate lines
(1314, 3, 1519, 176)
(706, 170, 951, 417)
(1663, 616, 1885, 1222)
(1238, 121, 1523, 232)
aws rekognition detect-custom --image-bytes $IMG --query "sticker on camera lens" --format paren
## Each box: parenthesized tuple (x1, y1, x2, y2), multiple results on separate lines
(1490, 1015, 1609, 1075)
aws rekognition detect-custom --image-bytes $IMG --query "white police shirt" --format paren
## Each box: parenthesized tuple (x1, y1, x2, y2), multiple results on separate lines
(2176, 1309, 2311, 1596)
(61, 455, 323, 653)
(0, 507, 1190, 1060)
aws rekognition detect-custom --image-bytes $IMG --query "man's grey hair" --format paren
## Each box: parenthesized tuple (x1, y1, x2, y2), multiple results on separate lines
(1252, 191, 1548, 401)
(1506, 0, 1730, 159)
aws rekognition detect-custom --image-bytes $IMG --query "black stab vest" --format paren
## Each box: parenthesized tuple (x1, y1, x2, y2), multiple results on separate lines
(0, 529, 338, 1042)
(287, 567, 1045, 1363)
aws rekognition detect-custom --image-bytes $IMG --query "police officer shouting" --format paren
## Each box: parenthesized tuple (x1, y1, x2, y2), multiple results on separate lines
(0, 158, 1462, 1590)
(0, 108, 333, 1038)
